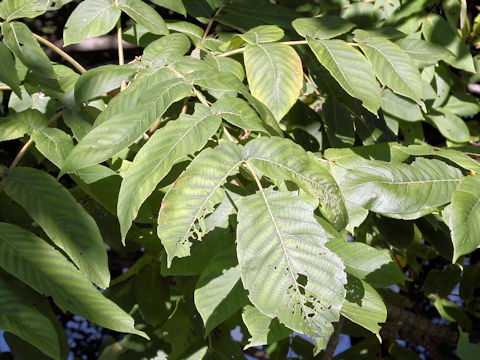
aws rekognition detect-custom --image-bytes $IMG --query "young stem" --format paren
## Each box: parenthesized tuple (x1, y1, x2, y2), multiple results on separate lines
(33, 33, 87, 73)
(202, 3, 227, 41)
(0, 86, 12, 91)
(9, 111, 63, 169)
(115, 0, 126, 91)
(218, 40, 308, 57)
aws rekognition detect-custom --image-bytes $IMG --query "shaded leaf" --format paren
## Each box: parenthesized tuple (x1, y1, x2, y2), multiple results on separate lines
(0, 109, 47, 142)
(0, 42, 22, 97)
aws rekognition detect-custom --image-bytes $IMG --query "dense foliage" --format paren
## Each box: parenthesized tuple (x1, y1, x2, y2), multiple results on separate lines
(0, 0, 479, 359)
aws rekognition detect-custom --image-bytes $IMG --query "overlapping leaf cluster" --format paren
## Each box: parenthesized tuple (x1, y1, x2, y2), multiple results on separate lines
(0, 0, 479, 359)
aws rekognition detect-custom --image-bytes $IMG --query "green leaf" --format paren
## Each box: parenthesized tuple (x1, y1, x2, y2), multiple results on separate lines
(326, 239, 407, 288)
(244, 42, 303, 121)
(118, 103, 221, 241)
(424, 265, 461, 297)
(63, 0, 121, 46)
(0, 0, 50, 21)
(142, 33, 191, 67)
(449, 176, 480, 262)
(0, 274, 68, 360)
(233, 25, 284, 45)
(353, 29, 424, 104)
(31, 128, 74, 168)
(2, 167, 110, 288)
(62, 77, 192, 172)
(245, 137, 348, 230)
(336, 158, 463, 219)
(194, 248, 248, 335)
(422, 14, 476, 73)
(237, 189, 346, 353)
(292, 16, 355, 40)
(0, 109, 47, 142)
(2, 21, 55, 78)
(0, 222, 147, 338)
(381, 88, 423, 122)
(74, 64, 138, 105)
(322, 97, 355, 148)
(426, 110, 470, 143)
(210, 96, 267, 132)
(0, 42, 21, 97)
(308, 38, 381, 114)
(242, 305, 291, 349)
(341, 275, 387, 337)
(395, 38, 454, 65)
(458, 329, 480, 360)
(119, 0, 168, 35)
(150, 0, 186, 16)
(158, 142, 245, 266)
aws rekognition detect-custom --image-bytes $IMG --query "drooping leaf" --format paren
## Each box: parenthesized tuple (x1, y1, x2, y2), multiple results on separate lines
(158, 142, 245, 266)
(353, 29, 424, 104)
(322, 97, 355, 148)
(194, 248, 248, 335)
(395, 38, 454, 65)
(2, 21, 55, 78)
(308, 38, 381, 114)
(31, 127, 74, 168)
(119, 0, 168, 35)
(141, 33, 191, 67)
(0, 274, 68, 360)
(0, 42, 22, 97)
(341, 275, 387, 337)
(335, 158, 463, 219)
(2, 167, 110, 288)
(236, 189, 346, 353)
(74, 64, 138, 105)
(0, 0, 51, 21)
(242, 305, 291, 349)
(0, 109, 48, 142)
(426, 110, 470, 143)
(326, 239, 407, 287)
(0, 222, 147, 338)
(63, 0, 121, 46)
(244, 42, 303, 121)
(62, 77, 192, 172)
(292, 16, 355, 40)
(118, 103, 221, 240)
(449, 176, 480, 262)
(245, 137, 348, 230)
(422, 14, 476, 73)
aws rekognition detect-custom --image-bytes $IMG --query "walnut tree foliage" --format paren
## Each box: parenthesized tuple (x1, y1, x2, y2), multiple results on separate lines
(0, 0, 479, 359)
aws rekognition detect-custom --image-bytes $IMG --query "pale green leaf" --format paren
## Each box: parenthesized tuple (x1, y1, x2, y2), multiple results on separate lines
(62, 77, 192, 172)
(194, 248, 248, 335)
(442, 94, 480, 117)
(325, 238, 407, 287)
(426, 110, 470, 143)
(234, 25, 284, 45)
(237, 189, 346, 353)
(0, 42, 21, 97)
(353, 29, 424, 104)
(0, 109, 47, 142)
(118, 104, 221, 240)
(449, 176, 480, 262)
(166, 21, 203, 43)
(336, 158, 463, 219)
(0, 275, 67, 360)
(245, 137, 348, 230)
(381, 88, 423, 122)
(395, 38, 454, 65)
(0, 0, 51, 21)
(244, 42, 303, 121)
(63, 0, 121, 46)
(242, 305, 291, 349)
(119, 0, 168, 35)
(2, 21, 55, 78)
(0, 222, 147, 338)
(150, 0, 186, 16)
(341, 275, 387, 338)
(31, 127, 74, 168)
(211, 96, 266, 132)
(3, 167, 110, 288)
(158, 142, 245, 266)
(292, 16, 355, 39)
(74, 64, 138, 105)
(308, 38, 381, 114)
(422, 14, 476, 73)
(142, 33, 190, 67)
